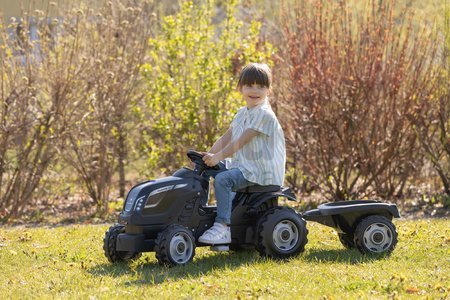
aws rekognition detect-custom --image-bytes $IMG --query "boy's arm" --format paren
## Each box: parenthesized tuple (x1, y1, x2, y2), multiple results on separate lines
(208, 127, 233, 154)
(203, 129, 260, 166)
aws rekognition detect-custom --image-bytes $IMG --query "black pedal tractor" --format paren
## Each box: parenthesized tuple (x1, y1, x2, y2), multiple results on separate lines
(104, 151, 308, 266)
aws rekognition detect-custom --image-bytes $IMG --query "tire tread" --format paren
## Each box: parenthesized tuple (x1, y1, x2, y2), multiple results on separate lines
(256, 207, 308, 259)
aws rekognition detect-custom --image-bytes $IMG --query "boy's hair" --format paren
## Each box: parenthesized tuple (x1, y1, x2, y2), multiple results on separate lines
(237, 63, 272, 89)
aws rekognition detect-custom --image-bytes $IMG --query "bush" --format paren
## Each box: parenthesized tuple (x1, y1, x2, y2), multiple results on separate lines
(0, 6, 83, 220)
(409, 3, 450, 204)
(0, 1, 158, 219)
(59, 1, 154, 216)
(139, 0, 273, 174)
(279, 0, 437, 200)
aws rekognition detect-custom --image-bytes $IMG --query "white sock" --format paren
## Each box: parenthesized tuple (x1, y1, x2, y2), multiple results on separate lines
(214, 222, 228, 228)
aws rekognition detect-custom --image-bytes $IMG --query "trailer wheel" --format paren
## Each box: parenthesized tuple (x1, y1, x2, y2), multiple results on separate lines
(354, 215, 398, 254)
(155, 224, 196, 267)
(103, 224, 141, 263)
(256, 207, 308, 259)
(338, 233, 355, 249)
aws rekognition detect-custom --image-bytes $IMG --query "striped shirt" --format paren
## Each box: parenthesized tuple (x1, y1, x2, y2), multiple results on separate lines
(226, 98, 286, 186)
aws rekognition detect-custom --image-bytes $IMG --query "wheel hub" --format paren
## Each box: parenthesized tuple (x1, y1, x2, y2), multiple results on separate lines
(281, 230, 290, 241)
(169, 232, 193, 263)
(363, 223, 393, 253)
(272, 220, 299, 251)
(176, 241, 186, 253)
(372, 231, 384, 244)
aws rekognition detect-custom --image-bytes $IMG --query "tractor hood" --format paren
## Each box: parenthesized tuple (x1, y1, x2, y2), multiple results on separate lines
(123, 176, 186, 213)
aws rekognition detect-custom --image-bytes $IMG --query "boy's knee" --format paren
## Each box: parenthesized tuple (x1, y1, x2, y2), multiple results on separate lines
(214, 172, 233, 189)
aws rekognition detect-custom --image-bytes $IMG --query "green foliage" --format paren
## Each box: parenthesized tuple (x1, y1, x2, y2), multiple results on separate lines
(0, 219, 448, 298)
(139, 0, 273, 174)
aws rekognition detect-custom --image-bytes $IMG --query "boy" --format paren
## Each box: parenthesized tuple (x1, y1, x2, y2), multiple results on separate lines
(198, 62, 286, 244)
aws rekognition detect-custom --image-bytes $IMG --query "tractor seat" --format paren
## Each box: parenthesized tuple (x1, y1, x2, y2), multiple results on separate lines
(236, 185, 281, 193)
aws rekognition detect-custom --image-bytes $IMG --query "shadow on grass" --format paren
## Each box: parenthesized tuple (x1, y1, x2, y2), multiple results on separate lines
(304, 248, 391, 264)
(88, 248, 390, 285)
(88, 249, 260, 286)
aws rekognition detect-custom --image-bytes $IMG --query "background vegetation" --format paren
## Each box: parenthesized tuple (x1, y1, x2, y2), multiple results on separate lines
(0, 0, 448, 223)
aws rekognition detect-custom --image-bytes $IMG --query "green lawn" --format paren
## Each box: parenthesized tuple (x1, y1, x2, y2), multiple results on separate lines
(0, 219, 448, 299)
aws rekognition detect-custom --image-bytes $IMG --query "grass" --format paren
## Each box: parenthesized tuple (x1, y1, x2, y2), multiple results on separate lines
(0, 218, 449, 299)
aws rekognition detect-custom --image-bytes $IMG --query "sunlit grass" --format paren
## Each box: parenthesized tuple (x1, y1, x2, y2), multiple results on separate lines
(0, 218, 448, 299)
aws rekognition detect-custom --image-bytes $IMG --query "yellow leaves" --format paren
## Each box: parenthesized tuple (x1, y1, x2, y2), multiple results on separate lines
(5, 48, 13, 58)
(39, 125, 47, 135)
(32, 243, 50, 249)
(390, 274, 406, 282)
(19, 231, 32, 242)
(405, 286, 422, 294)
(0, 231, 6, 243)
(108, 198, 124, 213)
(433, 284, 447, 293)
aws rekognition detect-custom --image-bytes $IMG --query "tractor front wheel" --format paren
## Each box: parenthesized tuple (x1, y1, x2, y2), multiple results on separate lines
(155, 224, 196, 267)
(103, 224, 141, 263)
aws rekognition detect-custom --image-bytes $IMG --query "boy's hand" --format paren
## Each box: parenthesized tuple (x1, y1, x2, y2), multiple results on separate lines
(203, 153, 220, 167)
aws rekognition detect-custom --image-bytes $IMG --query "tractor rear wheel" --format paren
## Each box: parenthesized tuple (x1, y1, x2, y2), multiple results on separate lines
(256, 207, 308, 259)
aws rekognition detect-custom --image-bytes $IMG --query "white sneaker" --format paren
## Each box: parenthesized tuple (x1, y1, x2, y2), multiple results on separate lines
(198, 222, 231, 244)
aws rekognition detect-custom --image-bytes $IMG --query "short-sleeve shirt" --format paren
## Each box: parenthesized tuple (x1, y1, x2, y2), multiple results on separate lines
(226, 98, 286, 186)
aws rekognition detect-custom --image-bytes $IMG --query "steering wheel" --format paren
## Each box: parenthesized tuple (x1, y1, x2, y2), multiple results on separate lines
(187, 150, 220, 170)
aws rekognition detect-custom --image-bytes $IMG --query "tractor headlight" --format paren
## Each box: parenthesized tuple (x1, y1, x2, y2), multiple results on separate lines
(134, 196, 146, 211)
(124, 188, 140, 212)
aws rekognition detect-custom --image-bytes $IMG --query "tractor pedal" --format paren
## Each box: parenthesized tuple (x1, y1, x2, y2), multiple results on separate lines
(210, 245, 229, 252)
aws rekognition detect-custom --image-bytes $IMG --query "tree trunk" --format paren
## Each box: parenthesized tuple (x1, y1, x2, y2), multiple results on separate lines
(118, 130, 126, 199)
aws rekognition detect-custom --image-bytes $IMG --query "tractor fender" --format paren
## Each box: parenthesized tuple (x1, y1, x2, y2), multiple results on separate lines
(248, 187, 297, 210)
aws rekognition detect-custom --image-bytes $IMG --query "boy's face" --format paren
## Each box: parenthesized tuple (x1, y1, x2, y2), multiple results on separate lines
(240, 83, 270, 108)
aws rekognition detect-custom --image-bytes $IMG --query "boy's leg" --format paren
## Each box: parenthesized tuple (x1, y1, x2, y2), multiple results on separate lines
(201, 161, 227, 206)
(213, 168, 254, 225)
(198, 168, 254, 244)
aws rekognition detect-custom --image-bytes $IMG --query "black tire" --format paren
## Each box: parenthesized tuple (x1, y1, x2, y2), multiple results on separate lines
(338, 233, 355, 249)
(256, 207, 308, 259)
(229, 243, 244, 252)
(155, 224, 196, 267)
(103, 224, 142, 263)
(354, 215, 398, 254)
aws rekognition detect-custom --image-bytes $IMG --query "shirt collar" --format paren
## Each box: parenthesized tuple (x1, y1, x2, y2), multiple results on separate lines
(246, 97, 269, 114)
